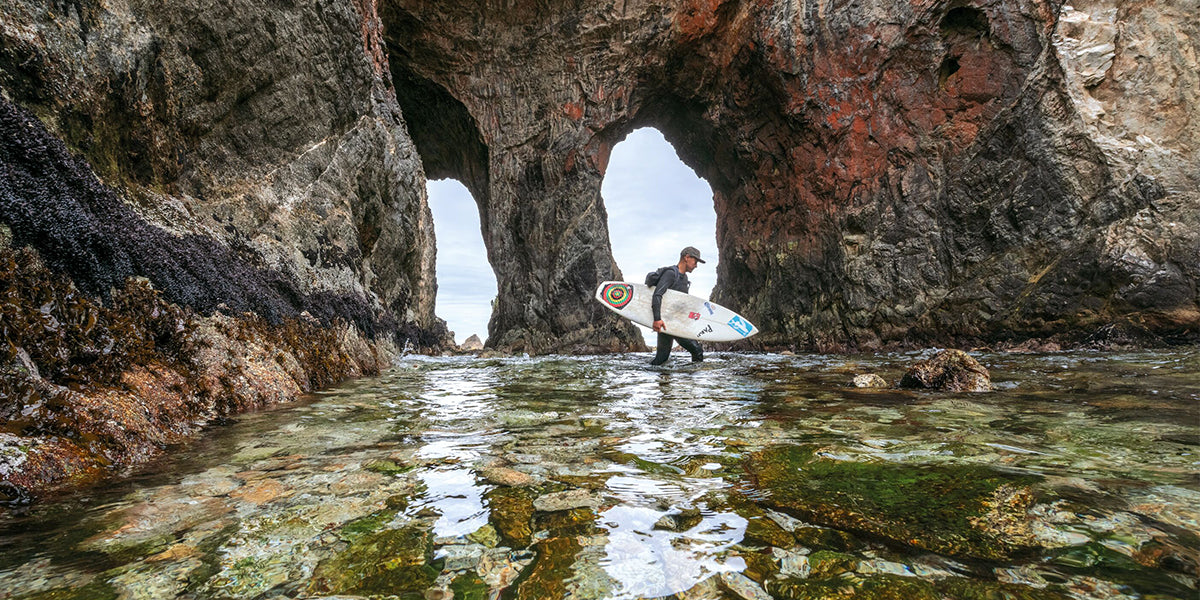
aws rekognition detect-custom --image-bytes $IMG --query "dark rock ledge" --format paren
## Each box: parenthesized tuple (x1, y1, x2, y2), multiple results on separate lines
(0, 99, 440, 503)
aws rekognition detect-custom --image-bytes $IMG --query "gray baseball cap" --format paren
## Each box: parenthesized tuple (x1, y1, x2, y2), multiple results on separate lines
(680, 246, 706, 263)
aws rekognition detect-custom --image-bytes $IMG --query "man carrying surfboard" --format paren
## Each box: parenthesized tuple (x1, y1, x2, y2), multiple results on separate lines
(649, 247, 706, 366)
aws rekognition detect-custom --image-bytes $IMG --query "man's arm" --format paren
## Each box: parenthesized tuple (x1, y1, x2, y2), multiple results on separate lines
(651, 268, 676, 324)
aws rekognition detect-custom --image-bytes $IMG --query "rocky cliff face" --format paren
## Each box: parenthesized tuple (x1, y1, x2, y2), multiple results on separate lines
(1, 0, 451, 498)
(0, 0, 1196, 495)
(2, 0, 443, 340)
(384, 0, 1197, 350)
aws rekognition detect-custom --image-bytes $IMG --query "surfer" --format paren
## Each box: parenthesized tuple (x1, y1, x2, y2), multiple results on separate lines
(650, 247, 706, 366)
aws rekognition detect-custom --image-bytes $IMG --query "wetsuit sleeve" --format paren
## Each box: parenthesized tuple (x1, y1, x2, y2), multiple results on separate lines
(651, 268, 676, 321)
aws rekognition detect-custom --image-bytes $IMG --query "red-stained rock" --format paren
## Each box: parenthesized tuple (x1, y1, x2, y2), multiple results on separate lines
(382, 0, 1197, 351)
(2, 0, 1197, 369)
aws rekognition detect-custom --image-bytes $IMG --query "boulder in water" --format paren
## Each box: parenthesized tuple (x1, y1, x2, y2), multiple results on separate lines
(852, 374, 888, 388)
(900, 350, 992, 392)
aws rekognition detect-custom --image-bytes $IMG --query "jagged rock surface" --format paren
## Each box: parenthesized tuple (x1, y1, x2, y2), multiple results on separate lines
(1, 0, 447, 347)
(382, 0, 1198, 351)
(2, 0, 1197, 358)
(0, 0, 453, 498)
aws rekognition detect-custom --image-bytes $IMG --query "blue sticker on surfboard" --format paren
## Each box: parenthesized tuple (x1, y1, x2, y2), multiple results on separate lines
(728, 315, 754, 337)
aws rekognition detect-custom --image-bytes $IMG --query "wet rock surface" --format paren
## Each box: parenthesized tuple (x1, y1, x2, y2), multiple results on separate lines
(899, 349, 993, 392)
(1, 0, 452, 493)
(382, 0, 1199, 352)
(0, 353, 1196, 599)
(2, 0, 1195, 360)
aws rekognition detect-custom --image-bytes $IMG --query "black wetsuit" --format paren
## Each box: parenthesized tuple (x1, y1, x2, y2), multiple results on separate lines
(649, 265, 704, 365)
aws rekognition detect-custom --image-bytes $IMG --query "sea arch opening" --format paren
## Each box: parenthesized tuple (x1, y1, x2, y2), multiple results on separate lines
(601, 127, 718, 344)
(427, 178, 497, 346)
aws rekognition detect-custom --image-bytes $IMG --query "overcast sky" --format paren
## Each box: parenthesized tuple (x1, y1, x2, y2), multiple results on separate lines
(427, 127, 716, 345)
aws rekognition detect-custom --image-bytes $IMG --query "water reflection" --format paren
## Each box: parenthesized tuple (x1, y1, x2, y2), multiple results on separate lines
(599, 502, 746, 599)
(412, 467, 490, 538)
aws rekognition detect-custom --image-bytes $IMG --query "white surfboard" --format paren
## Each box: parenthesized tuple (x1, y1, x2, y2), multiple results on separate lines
(594, 281, 758, 342)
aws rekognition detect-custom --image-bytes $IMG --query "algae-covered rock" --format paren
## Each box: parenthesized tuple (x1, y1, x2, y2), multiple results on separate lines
(792, 527, 865, 552)
(10, 580, 120, 600)
(654, 507, 704, 532)
(486, 486, 535, 548)
(739, 548, 780, 583)
(899, 350, 992, 392)
(467, 524, 500, 548)
(534, 507, 599, 538)
(769, 574, 1073, 600)
(745, 445, 1042, 560)
(718, 570, 773, 600)
(1046, 541, 1197, 598)
(307, 524, 439, 598)
(743, 515, 797, 549)
(364, 459, 414, 475)
(339, 509, 398, 540)
(509, 536, 582, 600)
(934, 576, 1071, 600)
(450, 573, 488, 600)
(807, 550, 858, 578)
(767, 576, 858, 600)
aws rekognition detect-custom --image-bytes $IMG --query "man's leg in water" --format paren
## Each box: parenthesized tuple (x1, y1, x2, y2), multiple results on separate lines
(650, 332, 674, 365)
(677, 337, 703, 362)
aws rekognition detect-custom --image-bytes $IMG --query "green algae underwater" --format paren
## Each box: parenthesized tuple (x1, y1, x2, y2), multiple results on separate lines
(0, 350, 1197, 600)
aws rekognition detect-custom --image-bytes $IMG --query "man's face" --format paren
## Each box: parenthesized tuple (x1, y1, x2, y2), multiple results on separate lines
(683, 255, 698, 273)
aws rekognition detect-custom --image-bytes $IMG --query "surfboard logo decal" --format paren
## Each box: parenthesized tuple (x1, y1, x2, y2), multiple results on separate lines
(728, 315, 754, 337)
(601, 283, 634, 309)
(703, 302, 715, 315)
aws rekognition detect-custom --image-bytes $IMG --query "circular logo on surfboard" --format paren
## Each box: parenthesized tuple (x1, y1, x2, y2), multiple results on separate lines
(601, 283, 634, 309)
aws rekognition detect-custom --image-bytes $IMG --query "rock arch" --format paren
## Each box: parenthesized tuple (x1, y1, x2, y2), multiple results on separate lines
(379, 0, 1199, 352)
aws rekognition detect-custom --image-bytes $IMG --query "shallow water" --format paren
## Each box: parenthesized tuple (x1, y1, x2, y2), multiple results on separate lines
(1, 350, 1197, 600)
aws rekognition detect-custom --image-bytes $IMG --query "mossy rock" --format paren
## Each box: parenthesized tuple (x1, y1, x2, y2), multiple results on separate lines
(307, 524, 438, 598)
(340, 509, 398, 540)
(740, 549, 779, 583)
(450, 573, 488, 600)
(935, 577, 1071, 600)
(793, 526, 865, 552)
(467, 523, 500, 548)
(767, 576, 858, 600)
(745, 445, 1043, 560)
(1047, 542, 1196, 598)
(534, 507, 599, 538)
(510, 536, 583, 600)
(12, 580, 119, 600)
(769, 574, 1071, 600)
(743, 515, 797, 548)
(486, 486, 535, 548)
(807, 550, 858, 578)
(855, 575, 942, 600)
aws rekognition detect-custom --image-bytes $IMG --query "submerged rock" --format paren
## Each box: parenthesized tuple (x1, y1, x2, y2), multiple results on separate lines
(485, 487, 535, 548)
(533, 489, 599, 512)
(307, 524, 439, 597)
(899, 350, 993, 392)
(852, 374, 889, 388)
(768, 573, 1074, 600)
(744, 445, 1042, 560)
